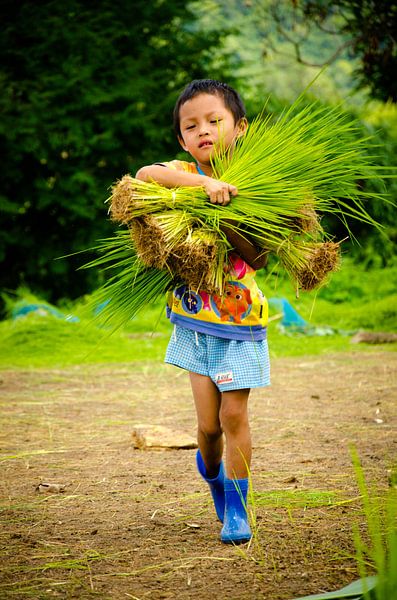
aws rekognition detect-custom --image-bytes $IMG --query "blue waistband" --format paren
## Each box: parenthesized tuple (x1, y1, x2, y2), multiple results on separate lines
(169, 313, 267, 342)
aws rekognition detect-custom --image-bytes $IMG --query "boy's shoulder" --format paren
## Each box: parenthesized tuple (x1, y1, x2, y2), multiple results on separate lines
(162, 159, 198, 174)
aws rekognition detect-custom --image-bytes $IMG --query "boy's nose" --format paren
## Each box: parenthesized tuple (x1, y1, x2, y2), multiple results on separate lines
(198, 124, 210, 136)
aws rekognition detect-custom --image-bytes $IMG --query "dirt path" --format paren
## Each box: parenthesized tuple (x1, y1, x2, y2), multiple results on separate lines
(0, 352, 396, 599)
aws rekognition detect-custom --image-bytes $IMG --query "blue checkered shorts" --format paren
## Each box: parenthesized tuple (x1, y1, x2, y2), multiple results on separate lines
(165, 325, 270, 392)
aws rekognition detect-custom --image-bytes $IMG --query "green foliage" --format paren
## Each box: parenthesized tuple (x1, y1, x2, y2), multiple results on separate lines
(227, 0, 397, 103)
(349, 102, 397, 267)
(192, 0, 364, 107)
(0, 0, 236, 301)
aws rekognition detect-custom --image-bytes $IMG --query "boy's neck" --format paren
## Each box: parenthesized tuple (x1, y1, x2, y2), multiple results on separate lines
(196, 162, 213, 177)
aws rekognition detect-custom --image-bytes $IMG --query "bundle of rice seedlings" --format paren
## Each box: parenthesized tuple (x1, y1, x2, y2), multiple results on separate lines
(85, 96, 391, 327)
(108, 100, 385, 256)
(129, 211, 207, 274)
(109, 175, 204, 222)
(211, 104, 384, 233)
(258, 233, 340, 291)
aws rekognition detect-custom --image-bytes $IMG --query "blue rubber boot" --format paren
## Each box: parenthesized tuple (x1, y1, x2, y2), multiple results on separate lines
(220, 478, 252, 545)
(196, 450, 225, 522)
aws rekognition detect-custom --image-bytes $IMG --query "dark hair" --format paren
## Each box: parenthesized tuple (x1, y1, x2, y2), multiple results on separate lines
(173, 79, 246, 138)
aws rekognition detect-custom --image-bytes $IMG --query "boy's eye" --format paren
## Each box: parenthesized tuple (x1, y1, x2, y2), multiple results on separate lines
(185, 125, 195, 130)
(210, 118, 222, 124)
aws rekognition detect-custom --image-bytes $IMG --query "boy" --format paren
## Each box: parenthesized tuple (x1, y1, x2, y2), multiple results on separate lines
(136, 79, 270, 544)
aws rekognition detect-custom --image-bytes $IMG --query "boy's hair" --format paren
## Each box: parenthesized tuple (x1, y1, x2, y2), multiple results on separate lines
(173, 79, 246, 138)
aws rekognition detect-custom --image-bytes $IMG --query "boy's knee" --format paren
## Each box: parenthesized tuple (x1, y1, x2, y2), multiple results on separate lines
(220, 402, 248, 434)
(198, 422, 223, 441)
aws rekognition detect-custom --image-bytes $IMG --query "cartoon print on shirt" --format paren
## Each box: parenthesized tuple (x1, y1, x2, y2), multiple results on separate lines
(172, 266, 259, 325)
(212, 282, 252, 324)
(199, 291, 211, 311)
(180, 290, 202, 314)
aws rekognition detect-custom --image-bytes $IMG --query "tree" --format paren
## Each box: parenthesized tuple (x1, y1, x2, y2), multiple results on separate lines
(0, 0, 235, 301)
(255, 0, 397, 102)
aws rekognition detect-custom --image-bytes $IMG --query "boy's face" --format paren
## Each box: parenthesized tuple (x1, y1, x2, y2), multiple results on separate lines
(178, 93, 246, 170)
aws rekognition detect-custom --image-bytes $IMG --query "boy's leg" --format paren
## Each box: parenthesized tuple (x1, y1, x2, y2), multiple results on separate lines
(219, 388, 252, 544)
(189, 372, 223, 477)
(220, 388, 251, 479)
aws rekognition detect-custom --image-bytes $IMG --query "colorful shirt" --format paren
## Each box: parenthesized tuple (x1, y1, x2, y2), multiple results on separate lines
(163, 160, 268, 342)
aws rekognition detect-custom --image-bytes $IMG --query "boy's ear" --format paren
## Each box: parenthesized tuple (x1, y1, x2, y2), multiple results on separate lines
(178, 135, 188, 152)
(236, 117, 248, 138)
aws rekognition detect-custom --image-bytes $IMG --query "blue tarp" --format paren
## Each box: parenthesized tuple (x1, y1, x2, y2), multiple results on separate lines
(269, 297, 308, 331)
(12, 303, 79, 322)
(268, 297, 335, 336)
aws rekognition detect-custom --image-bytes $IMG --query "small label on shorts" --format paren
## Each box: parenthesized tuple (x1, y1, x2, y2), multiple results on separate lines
(215, 371, 234, 384)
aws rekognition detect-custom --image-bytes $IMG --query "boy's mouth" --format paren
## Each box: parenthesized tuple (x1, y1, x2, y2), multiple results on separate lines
(198, 140, 213, 148)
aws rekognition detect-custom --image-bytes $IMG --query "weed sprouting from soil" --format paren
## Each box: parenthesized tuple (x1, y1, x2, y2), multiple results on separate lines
(351, 447, 397, 599)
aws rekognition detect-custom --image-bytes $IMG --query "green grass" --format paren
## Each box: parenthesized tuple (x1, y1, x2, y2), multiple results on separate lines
(253, 489, 341, 509)
(0, 260, 395, 369)
(260, 258, 397, 332)
(0, 315, 169, 368)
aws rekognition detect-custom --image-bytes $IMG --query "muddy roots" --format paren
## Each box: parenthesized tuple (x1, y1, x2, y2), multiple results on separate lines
(109, 175, 138, 225)
(170, 232, 221, 293)
(296, 242, 340, 291)
(295, 204, 322, 235)
(130, 216, 170, 269)
(130, 218, 222, 292)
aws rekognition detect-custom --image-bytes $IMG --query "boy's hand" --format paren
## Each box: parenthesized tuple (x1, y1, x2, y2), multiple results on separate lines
(203, 177, 238, 206)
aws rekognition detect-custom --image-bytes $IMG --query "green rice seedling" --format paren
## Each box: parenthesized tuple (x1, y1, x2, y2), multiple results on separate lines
(212, 103, 381, 226)
(79, 231, 176, 332)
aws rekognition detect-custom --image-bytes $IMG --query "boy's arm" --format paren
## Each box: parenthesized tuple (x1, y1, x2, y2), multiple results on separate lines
(221, 222, 269, 271)
(135, 164, 237, 206)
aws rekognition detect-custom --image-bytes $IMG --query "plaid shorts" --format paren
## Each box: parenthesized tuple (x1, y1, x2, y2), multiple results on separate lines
(165, 325, 271, 392)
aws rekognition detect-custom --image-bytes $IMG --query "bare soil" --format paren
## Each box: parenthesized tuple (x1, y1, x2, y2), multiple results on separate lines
(0, 351, 396, 600)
